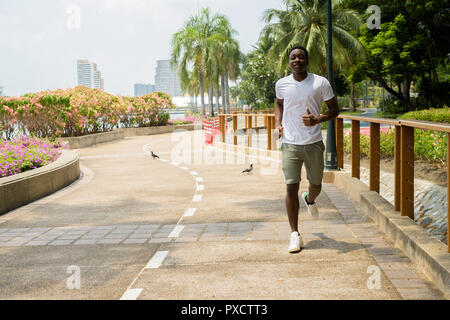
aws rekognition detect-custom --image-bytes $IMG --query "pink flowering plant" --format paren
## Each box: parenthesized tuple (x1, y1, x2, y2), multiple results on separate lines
(0, 86, 176, 139)
(168, 115, 198, 125)
(0, 135, 64, 178)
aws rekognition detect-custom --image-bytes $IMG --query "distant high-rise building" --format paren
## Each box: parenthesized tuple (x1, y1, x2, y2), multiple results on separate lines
(134, 83, 155, 96)
(77, 60, 104, 90)
(154, 60, 182, 97)
(0, 86, 4, 96)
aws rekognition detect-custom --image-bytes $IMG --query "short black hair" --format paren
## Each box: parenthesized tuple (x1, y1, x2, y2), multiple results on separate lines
(289, 46, 309, 60)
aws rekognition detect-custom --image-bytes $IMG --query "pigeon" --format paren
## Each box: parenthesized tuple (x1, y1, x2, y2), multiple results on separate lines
(151, 151, 159, 159)
(242, 164, 254, 174)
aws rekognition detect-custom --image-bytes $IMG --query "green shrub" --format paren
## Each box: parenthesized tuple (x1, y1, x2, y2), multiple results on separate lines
(401, 106, 450, 123)
(414, 130, 447, 161)
(343, 107, 449, 162)
(343, 128, 447, 162)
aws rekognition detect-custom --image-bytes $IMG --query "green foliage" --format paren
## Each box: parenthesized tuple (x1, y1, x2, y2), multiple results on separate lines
(381, 96, 409, 114)
(232, 49, 278, 108)
(157, 111, 170, 126)
(0, 87, 175, 139)
(347, 0, 450, 110)
(344, 108, 449, 162)
(261, 0, 365, 76)
(171, 7, 241, 115)
(414, 130, 447, 161)
(343, 128, 447, 162)
(401, 107, 450, 123)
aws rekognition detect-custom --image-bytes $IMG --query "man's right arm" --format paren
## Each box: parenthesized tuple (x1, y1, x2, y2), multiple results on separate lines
(275, 98, 284, 137)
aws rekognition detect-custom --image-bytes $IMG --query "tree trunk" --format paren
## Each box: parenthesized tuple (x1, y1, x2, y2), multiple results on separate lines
(194, 94, 197, 113)
(349, 80, 356, 112)
(209, 78, 214, 117)
(199, 71, 205, 115)
(377, 75, 413, 112)
(224, 71, 230, 113)
(216, 86, 220, 115)
(403, 77, 414, 111)
(220, 73, 226, 112)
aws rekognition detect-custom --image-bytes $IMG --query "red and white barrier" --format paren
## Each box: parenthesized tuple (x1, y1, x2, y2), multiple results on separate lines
(203, 118, 226, 145)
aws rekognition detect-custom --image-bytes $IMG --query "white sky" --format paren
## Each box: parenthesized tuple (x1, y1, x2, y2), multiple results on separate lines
(0, 0, 283, 96)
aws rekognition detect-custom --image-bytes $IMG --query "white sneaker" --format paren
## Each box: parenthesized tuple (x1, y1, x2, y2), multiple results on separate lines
(302, 192, 319, 220)
(288, 231, 304, 253)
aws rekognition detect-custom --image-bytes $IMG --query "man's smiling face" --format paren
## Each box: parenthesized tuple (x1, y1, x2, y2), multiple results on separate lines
(289, 48, 308, 73)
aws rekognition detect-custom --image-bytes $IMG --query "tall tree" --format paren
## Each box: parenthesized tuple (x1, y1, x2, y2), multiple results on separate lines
(261, 0, 365, 77)
(171, 8, 241, 115)
(343, 0, 450, 110)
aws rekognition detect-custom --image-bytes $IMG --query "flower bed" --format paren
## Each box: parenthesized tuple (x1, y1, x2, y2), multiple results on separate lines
(168, 115, 197, 125)
(0, 86, 176, 139)
(0, 136, 64, 178)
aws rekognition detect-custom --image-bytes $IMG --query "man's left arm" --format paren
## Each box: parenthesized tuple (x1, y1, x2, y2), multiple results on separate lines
(302, 97, 339, 126)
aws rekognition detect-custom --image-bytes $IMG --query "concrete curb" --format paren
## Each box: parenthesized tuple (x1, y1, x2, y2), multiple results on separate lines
(64, 124, 199, 149)
(0, 150, 80, 215)
(64, 130, 125, 149)
(331, 172, 449, 298)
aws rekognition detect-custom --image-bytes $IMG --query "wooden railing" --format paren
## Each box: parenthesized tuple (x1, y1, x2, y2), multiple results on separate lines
(219, 112, 450, 252)
(336, 115, 450, 252)
(219, 112, 276, 150)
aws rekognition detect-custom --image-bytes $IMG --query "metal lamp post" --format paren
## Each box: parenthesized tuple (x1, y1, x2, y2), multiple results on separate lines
(325, 0, 338, 170)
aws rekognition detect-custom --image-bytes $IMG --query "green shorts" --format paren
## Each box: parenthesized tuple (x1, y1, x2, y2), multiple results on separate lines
(281, 141, 325, 185)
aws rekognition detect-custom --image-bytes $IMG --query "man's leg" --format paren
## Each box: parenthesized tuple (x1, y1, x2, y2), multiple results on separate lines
(306, 183, 322, 204)
(286, 183, 300, 232)
(301, 141, 325, 218)
(282, 143, 304, 252)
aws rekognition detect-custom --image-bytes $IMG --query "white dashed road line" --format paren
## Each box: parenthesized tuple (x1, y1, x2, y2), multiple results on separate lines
(145, 250, 169, 269)
(168, 225, 185, 238)
(120, 288, 143, 300)
(192, 194, 202, 202)
(183, 208, 197, 217)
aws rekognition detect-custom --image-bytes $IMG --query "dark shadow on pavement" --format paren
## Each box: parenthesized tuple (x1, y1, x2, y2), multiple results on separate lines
(301, 233, 371, 254)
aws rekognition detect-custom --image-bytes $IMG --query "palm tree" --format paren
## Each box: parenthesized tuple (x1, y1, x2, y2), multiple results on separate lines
(171, 8, 241, 116)
(261, 0, 364, 77)
(179, 67, 200, 113)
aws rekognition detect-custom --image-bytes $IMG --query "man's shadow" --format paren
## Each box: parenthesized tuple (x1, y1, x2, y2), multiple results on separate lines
(297, 233, 371, 254)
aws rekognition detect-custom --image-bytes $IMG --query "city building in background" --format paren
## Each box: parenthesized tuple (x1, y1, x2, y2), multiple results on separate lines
(77, 60, 104, 90)
(154, 60, 182, 97)
(0, 86, 4, 96)
(134, 83, 155, 96)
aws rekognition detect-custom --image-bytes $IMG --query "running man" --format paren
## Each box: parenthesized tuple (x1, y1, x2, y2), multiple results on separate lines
(275, 46, 339, 253)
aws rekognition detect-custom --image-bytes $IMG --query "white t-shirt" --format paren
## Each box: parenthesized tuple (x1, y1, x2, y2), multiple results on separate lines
(275, 73, 335, 145)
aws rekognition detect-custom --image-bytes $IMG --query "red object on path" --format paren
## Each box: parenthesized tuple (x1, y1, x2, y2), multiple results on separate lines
(203, 120, 213, 145)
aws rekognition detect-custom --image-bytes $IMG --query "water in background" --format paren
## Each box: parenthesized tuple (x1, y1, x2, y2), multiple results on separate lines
(169, 111, 185, 120)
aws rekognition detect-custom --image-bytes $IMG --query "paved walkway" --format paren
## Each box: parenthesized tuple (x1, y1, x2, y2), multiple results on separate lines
(0, 131, 445, 299)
